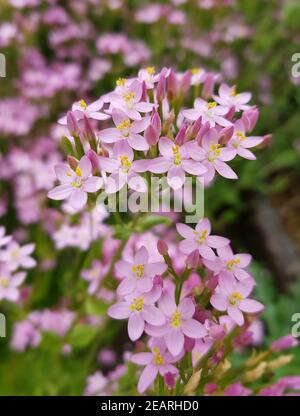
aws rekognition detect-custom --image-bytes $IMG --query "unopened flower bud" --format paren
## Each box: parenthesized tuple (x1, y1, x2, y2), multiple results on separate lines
(271, 335, 298, 352)
(67, 155, 78, 170)
(66, 111, 80, 137)
(186, 250, 200, 269)
(86, 149, 100, 174)
(157, 239, 168, 255)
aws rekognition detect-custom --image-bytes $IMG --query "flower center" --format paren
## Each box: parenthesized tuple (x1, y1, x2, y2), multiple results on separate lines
(132, 264, 145, 278)
(153, 347, 164, 366)
(226, 258, 240, 271)
(236, 131, 246, 141)
(117, 119, 131, 137)
(172, 145, 181, 166)
(230, 86, 237, 97)
(207, 101, 217, 110)
(0, 276, 9, 288)
(119, 155, 132, 173)
(194, 229, 208, 244)
(79, 99, 87, 110)
(75, 166, 82, 177)
(229, 292, 243, 305)
(171, 309, 182, 328)
(208, 143, 221, 162)
(146, 66, 155, 75)
(130, 297, 144, 312)
(123, 92, 135, 102)
(191, 68, 201, 75)
(116, 78, 126, 87)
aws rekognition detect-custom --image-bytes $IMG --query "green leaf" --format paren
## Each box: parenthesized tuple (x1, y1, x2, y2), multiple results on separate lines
(67, 324, 99, 349)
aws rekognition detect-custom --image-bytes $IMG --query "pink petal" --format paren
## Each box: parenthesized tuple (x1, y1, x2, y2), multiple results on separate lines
(135, 246, 149, 264)
(98, 157, 119, 173)
(99, 128, 120, 143)
(128, 313, 145, 341)
(178, 297, 195, 320)
(196, 218, 211, 234)
(182, 319, 207, 338)
(137, 364, 158, 394)
(165, 328, 184, 356)
(167, 166, 185, 190)
(137, 276, 153, 293)
(54, 164, 73, 183)
(69, 189, 88, 210)
(147, 157, 170, 173)
(48, 184, 72, 200)
(176, 223, 195, 239)
(182, 160, 207, 176)
(115, 260, 133, 277)
(78, 156, 92, 178)
(117, 277, 136, 296)
(128, 134, 149, 151)
(83, 177, 103, 192)
(207, 235, 230, 248)
(128, 174, 147, 192)
(113, 140, 134, 161)
(214, 160, 237, 180)
(131, 352, 153, 366)
(142, 305, 165, 326)
(108, 302, 130, 319)
(210, 294, 228, 311)
(198, 244, 216, 260)
(145, 262, 167, 277)
(227, 305, 244, 326)
(158, 293, 176, 317)
(179, 239, 198, 254)
(239, 299, 264, 314)
(237, 148, 256, 160)
(158, 137, 174, 158)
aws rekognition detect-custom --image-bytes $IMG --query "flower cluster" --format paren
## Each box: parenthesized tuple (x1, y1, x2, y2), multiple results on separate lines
(0, 226, 35, 303)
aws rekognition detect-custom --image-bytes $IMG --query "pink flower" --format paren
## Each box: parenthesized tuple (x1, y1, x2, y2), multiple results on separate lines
(0, 226, 12, 247)
(115, 246, 167, 296)
(108, 79, 154, 120)
(0, 266, 26, 302)
(147, 294, 207, 356)
(147, 137, 207, 189)
(58, 98, 110, 124)
(223, 382, 252, 396)
(192, 128, 237, 182)
(48, 155, 103, 210)
(227, 120, 264, 160)
(99, 108, 149, 151)
(131, 338, 179, 393)
(0, 241, 36, 271)
(271, 335, 298, 352)
(99, 141, 147, 194)
(211, 276, 264, 326)
(182, 98, 232, 128)
(108, 286, 165, 341)
(81, 260, 109, 295)
(138, 67, 159, 89)
(213, 84, 252, 112)
(176, 218, 229, 260)
(204, 245, 253, 281)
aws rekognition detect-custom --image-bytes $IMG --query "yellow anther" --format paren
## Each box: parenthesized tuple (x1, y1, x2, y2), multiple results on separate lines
(153, 347, 165, 366)
(130, 297, 144, 312)
(208, 143, 221, 159)
(172, 145, 181, 165)
(79, 99, 87, 110)
(236, 131, 246, 141)
(230, 86, 237, 97)
(194, 229, 208, 244)
(116, 78, 126, 87)
(207, 101, 217, 110)
(226, 258, 241, 271)
(119, 155, 132, 172)
(0, 276, 9, 288)
(229, 292, 244, 305)
(191, 68, 201, 75)
(171, 310, 182, 328)
(146, 66, 155, 75)
(132, 264, 145, 278)
(117, 119, 131, 131)
(75, 166, 82, 176)
(123, 92, 135, 102)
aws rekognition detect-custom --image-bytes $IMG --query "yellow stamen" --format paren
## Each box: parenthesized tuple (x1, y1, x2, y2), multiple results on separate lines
(194, 229, 208, 244)
(208, 143, 221, 161)
(123, 92, 135, 102)
(79, 99, 87, 110)
(0, 276, 9, 288)
(171, 310, 182, 328)
(132, 264, 145, 278)
(119, 155, 132, 173)
(172, 145, 181, 166)
(130, 297, 144, 312)
(117, 119, 131, 131)
(226, 258, 241, 271)
(191, 68, 201, 75)
(116, 78, 126, 87)
(230, 86, 237, 97)
(146, 66, 155, 75)
(75, 166, 82, 176)
(229, 292, 243, 305)
(236, 131, 246, 141)
(207, 101, 217, 110)
(153, 347, 164, 366)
